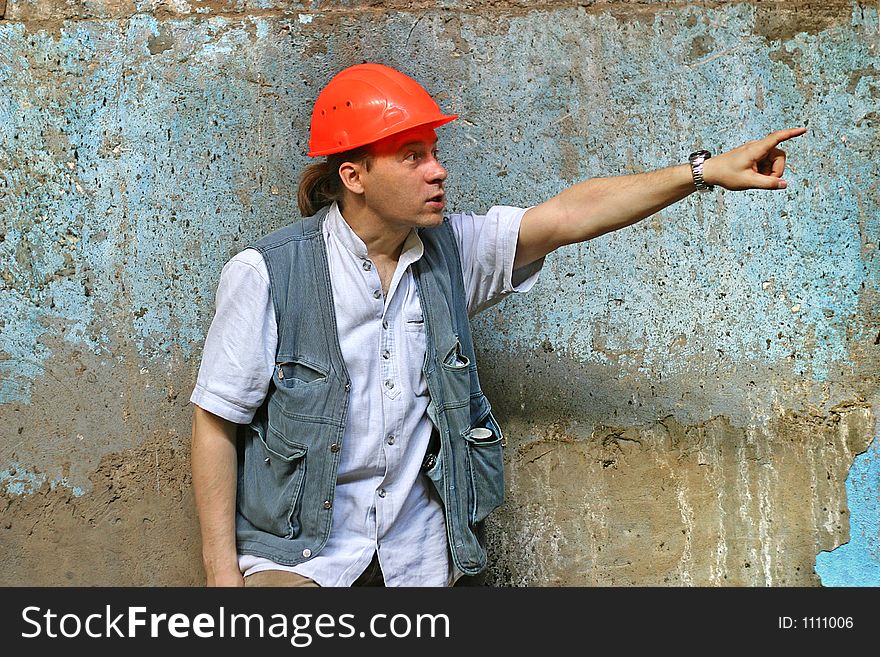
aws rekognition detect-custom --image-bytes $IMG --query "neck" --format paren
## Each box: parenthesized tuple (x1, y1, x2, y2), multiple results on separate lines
(338, 198, 410, 261)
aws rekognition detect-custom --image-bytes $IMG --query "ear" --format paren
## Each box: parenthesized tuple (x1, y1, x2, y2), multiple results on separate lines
(338, 161, 366, 195)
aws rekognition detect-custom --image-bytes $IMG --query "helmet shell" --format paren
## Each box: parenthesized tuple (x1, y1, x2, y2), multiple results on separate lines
(307, 63, 457, 157)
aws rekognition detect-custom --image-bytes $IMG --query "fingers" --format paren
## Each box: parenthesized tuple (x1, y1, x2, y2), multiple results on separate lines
(763, 126, 807, 147)
(756, 148, 786, 177)
(748, 172, 788, 190)
(770, 149, 786, 177)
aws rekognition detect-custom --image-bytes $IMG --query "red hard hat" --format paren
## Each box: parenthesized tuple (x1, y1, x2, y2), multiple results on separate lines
(307, 63, 457, 157)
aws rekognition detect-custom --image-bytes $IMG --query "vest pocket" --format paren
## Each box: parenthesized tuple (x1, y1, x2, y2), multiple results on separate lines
(238, 421, 308, 539)
(463, 414, 505, 525)
(439, 338, 472, 407)
(276, 359, 327, 386)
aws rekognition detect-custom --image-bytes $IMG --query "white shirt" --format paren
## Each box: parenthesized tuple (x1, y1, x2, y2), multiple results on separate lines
(191, 202, 542, 586)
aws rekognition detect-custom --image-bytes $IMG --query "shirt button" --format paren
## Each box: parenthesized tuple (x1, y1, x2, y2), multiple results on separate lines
(386, 435, 395, 445)
(330, 443, 340, 453)
(344, 382, 351, 392)
(302, 549, 312, 558)
(323, 500, 332, 509)
(377, 489, 387, 498)
(373, 290, 382, 299)
(362, 260, 372, 271)
(382, 350, 390, 360)
(382, 320, 389, 329)
(384, 379, 394, 389)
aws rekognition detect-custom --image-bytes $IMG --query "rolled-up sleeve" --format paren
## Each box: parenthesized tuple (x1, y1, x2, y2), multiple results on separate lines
(447, 206, 544, 317)
(189, 249, 277, 424)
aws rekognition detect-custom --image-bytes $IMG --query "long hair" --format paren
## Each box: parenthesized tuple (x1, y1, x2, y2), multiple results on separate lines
(297, 147, 372, 216)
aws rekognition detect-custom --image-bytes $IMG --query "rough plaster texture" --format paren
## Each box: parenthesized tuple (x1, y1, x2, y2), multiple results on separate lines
(0, 1, 877, 585)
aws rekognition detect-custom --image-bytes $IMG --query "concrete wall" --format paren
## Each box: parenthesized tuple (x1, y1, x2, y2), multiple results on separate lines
(0, 1, 877, 585)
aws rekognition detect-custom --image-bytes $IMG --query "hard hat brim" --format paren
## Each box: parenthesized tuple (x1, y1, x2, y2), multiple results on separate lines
(307, 114, 458, 158)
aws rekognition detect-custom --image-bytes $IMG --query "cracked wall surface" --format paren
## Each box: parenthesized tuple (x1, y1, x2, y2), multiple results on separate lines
(1, 1, 877, 585)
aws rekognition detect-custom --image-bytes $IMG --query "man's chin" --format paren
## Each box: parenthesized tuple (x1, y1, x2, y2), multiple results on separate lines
(417, 210, 446, 227)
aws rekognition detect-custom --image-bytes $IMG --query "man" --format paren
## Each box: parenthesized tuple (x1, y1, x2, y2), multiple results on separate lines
(190, 63, 805, 587)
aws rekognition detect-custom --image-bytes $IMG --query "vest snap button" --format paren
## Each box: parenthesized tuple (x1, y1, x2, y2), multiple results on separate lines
(302, 549, 311, 558)
(330, 443, 340, 453)
(264, 457, 270, 464)
(323, 500, 332, 509)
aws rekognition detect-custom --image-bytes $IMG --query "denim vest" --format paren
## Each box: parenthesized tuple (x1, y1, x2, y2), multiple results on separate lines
(235, 206, 504, 575)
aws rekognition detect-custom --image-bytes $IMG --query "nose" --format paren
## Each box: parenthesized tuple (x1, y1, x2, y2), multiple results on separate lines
(428, 154, 447, 184)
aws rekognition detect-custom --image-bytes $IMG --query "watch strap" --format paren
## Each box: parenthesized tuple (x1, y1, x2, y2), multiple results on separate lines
(689, 150, 714, 192)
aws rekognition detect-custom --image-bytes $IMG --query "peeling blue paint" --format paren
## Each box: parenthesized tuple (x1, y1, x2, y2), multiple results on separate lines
(1, 467, 47, 496)
(471, 7, 873, 389)
(1, 15, 300, 402)
(815, 435, 880, 586)
(1, 464, 86, 497)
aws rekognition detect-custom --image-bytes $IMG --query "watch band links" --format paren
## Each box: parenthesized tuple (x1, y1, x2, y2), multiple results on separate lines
(689, 150, 714, 192)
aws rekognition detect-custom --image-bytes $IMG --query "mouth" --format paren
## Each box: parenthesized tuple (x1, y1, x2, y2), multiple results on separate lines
(426, 192, 445, 210)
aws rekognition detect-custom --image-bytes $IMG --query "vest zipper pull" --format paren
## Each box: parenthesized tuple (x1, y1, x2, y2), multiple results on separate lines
(277, 364, 284, 380)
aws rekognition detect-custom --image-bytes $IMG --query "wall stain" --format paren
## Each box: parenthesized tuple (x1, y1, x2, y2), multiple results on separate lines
(485, 406, 872, 586)
(0, 431, 201, 585)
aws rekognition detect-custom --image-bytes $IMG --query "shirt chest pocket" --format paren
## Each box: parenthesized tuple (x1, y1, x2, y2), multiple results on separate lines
(400, 307, 428, 397)
(403, 307, 425, 332)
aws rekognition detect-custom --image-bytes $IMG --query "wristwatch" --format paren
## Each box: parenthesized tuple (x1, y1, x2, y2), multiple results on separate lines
(688, 150, 714, 192)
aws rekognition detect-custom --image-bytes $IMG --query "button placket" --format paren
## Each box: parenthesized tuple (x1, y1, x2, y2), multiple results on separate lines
(360, 256, 382, 308)
(380, 314, 399, 400)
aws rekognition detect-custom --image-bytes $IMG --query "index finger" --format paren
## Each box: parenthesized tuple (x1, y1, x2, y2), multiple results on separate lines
(763, 127, 807, 147)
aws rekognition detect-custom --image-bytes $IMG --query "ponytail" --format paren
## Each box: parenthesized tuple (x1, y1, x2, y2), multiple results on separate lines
(297, 147, 372, 217)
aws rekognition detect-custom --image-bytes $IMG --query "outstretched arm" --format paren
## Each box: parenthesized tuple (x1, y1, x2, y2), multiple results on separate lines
(514, 127, 807, 270)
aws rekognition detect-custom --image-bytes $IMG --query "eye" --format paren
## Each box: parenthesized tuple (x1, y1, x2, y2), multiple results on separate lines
(404, 151, 418, 162)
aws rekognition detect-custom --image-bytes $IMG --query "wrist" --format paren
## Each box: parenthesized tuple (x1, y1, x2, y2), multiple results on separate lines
(202, 543, 239, 572)
(700, 155, 719, 187)
(203, 555, 243, 584)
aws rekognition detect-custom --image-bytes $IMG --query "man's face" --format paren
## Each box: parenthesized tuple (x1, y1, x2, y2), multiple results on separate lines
(354, 126, 448, 230)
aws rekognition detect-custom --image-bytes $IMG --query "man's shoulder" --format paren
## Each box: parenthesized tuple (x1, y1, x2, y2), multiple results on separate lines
(221, 248, 269, 286)
(251, 208, 328, 252)
(228, 248, 266, 269)
(250, 222, 312, 252)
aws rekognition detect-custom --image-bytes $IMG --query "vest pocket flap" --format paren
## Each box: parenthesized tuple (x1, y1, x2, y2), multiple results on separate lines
(265, 425, 309, 461)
